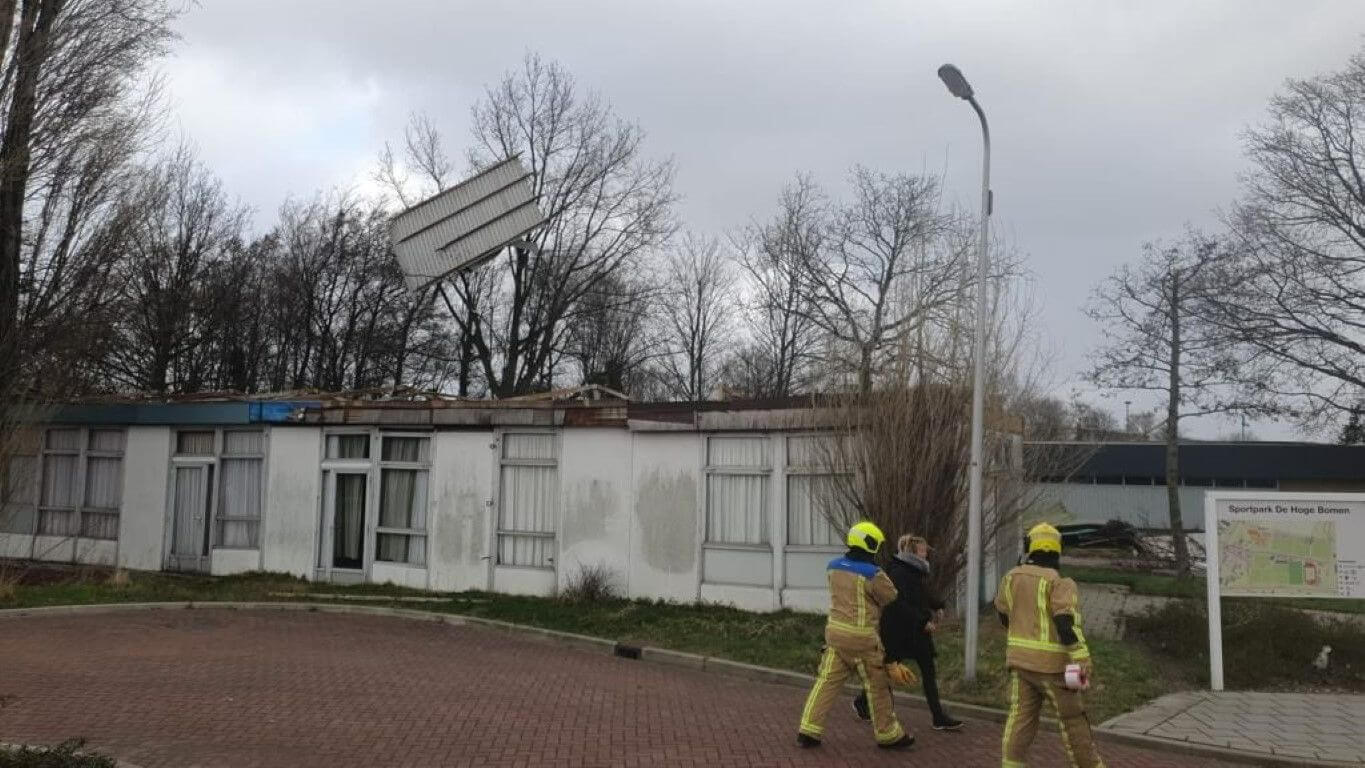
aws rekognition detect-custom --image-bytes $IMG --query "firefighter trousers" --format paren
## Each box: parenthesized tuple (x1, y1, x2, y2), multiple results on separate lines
(1001, 668, 1105, 768)
(798, 632, 906, 745)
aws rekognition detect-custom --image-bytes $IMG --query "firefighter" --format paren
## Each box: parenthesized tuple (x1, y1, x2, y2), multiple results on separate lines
(995, 522, 1106, 768)
(796, 521, 915, 750)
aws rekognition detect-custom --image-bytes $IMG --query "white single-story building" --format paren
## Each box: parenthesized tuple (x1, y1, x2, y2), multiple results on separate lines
(0, 392, 1017, 613)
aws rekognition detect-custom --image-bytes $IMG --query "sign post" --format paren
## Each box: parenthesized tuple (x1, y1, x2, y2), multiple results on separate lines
(1204, 491, 1365, 690)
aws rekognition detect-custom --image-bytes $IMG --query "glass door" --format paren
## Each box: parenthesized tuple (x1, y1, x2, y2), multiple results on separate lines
(331, 472, 367, 570)
(168, 463, 213, 571)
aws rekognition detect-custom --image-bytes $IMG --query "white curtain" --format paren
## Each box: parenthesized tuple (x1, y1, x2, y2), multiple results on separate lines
(377, 468, 427, 565)
(177, 431, 215, 455)
(382, 437, 428, 462)
(88, 430, 125, 453)
(706, 473, 767, 544)
(38, 453, 78, 535)
(81, 456, 122, 539)
(327, 435, 369, 459)
(1, 455, 37, 533)
(708, 437, 768, 467)
(498, 463, 556, 567)
(173, 466, 206, 556)
(223, 431, 263, 456)
(503, 433, 554, 460)
(786, 474, 844, 546)
(216, 458, 262, 548)
(45, 429, 80, 451)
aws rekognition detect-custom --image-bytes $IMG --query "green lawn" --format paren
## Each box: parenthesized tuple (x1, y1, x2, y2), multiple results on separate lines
(0, 565, 1169, 723)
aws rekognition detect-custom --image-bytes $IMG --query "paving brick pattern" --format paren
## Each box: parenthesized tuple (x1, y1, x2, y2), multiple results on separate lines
(1105, 691, 1365, 764)
(0, 610, 1250, 767)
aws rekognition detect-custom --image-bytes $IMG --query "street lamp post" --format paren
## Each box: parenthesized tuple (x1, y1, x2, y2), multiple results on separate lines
(938, 63, 991, 683)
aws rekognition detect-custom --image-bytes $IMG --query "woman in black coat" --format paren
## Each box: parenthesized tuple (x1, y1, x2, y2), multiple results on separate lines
(853, 534, 963, 730)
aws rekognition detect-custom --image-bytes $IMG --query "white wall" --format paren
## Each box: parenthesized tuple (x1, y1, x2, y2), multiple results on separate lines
(371, 561, 430, 590)
(210, 549, 261, 575)
(558, 428, 632, 594)
(261, 427, 321, 577)
(628, 432, 702, 602)
(427, 431, 495, 592)
(0, 534, 30, 559)
(118, 426, 171, 571)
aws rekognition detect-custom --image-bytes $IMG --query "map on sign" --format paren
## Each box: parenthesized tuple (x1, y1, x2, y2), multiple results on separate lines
(1211, 495, 1364, 600)
(1218, 520, 1337, 597)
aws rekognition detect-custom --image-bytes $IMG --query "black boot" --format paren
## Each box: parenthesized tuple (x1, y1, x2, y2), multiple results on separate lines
(851, 692, 871, 721)
(796, 733, 821, 748)
(932, 716, 965, 731)
(879, 734, 915, 750)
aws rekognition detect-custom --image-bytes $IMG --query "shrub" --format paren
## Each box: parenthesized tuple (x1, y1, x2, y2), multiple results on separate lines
(0, 740, 117, 768)
(561, 563, 619, 603)
(1126, 599, 1365, 690)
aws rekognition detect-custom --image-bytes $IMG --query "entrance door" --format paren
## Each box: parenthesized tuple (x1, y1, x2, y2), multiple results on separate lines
(318, 470, 368, 582)
(168, 464, 213, 571)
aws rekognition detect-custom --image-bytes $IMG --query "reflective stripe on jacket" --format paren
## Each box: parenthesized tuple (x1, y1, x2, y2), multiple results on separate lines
(825, 555, 898, 639)
(993, 564, 1090, 674)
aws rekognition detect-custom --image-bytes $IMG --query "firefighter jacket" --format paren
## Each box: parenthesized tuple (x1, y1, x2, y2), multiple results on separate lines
(993, 563, 1091, 674)
(825, 552, 898, 643)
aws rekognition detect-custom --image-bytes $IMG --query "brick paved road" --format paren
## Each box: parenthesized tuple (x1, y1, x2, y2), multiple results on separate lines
(0, 610, 1249, 767)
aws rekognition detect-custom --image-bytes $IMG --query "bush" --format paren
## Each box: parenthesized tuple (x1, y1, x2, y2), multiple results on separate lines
(0, 741, 116, 768)
(1126, 600, 1365, 690)
(561, 563, 619, 603)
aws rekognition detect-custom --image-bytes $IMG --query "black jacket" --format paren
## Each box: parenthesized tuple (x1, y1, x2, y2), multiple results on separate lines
(878, 554, 945, 660)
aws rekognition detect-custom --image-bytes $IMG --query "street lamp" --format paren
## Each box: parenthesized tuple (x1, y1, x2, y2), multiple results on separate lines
(938, 63, 991, 683)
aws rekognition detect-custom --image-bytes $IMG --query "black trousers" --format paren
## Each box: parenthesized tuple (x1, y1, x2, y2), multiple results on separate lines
(855, 653, 949, 724)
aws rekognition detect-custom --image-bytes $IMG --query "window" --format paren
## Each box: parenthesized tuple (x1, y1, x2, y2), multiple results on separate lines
(326, 434, 370, 460)
(497, 433, 557, 568)
(376, 436, 429, 566)
(36, 427, 124, 539)
(215, 431, 265, 548)
(176, 431, 215, 456)
(785, 435, 850, 547)
(705, 436, 769, 546)
(1, 429, 40, 534)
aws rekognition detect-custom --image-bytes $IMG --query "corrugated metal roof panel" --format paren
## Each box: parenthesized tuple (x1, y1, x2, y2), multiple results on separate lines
(390, 157, 547, 292)
(391, 157, 527, 240)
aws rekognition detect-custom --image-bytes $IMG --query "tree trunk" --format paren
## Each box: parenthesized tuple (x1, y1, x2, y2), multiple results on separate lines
(0, 0, 60, 396)
(1166, 271, 1191, 575)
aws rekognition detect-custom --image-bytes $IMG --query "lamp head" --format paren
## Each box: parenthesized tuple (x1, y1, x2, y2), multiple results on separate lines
(938, 64, 974, 100)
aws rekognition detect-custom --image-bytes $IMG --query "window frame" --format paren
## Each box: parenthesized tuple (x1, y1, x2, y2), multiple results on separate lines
(783, 433, 851, 550)
(495, 430, 559, 569)
(171, 427, 268, 551)
(373, 433, 432, 568)
(34, 426, 125, 541)
(703, 434, 772, 549)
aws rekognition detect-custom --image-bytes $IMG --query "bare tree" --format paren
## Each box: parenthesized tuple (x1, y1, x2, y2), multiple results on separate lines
(799, 168, 964, 393)
(563, 273, 664, 396)
(451, 53, 675, 396)
(0, 0, 176, 396)
(1199, 48, 1365, 426)
(1014, 394, 1071, 441)
(727, 174, 823, 398)
(101, 146, 247, 393)
(658, 232, 735, 400)
(1085, 232, 1274, 573)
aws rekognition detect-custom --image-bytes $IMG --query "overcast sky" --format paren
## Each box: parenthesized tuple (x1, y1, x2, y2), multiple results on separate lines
(162, 1, 1365, 439)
